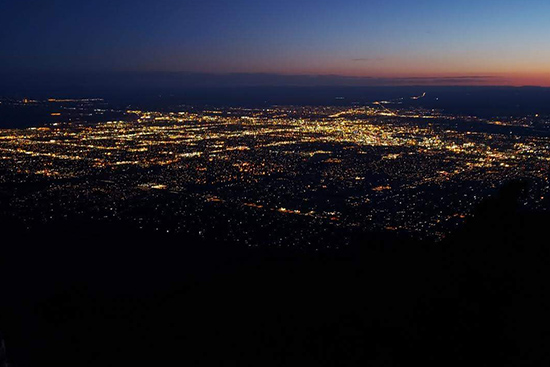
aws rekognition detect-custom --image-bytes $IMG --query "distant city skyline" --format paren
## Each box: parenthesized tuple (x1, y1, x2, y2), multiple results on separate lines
(1, 0, 550, 86)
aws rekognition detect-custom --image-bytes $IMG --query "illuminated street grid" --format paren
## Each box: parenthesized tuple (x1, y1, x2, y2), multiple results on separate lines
(1, 105, 549, 246)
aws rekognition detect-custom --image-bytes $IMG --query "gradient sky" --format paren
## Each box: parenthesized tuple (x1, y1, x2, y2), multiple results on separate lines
(1, 0, 550, 86)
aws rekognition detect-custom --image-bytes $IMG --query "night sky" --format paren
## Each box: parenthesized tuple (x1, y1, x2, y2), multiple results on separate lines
(1, 0, 550, 86)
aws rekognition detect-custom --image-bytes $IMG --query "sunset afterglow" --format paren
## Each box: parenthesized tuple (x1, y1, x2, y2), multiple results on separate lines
(2, 0, 550, 86)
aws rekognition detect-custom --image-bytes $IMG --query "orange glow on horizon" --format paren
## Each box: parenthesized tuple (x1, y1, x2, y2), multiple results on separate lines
(246, 69, 550, 87)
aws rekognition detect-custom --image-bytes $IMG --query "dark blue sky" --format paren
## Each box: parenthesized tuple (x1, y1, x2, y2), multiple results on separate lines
(1, 0, 550, 85)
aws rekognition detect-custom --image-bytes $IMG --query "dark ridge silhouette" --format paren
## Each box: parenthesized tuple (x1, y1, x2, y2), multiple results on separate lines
(1, 181, 549, 366)
(0, 336, 7, 367)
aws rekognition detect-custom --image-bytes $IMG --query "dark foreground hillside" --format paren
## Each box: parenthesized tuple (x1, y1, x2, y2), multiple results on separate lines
(1, 181, 549, 366)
